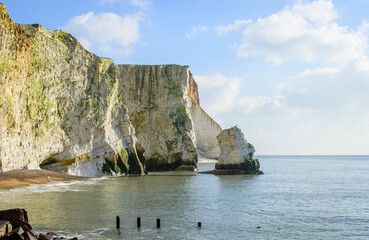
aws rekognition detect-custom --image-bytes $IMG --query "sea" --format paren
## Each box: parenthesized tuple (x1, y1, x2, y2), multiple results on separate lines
(1, 155, 368, 239)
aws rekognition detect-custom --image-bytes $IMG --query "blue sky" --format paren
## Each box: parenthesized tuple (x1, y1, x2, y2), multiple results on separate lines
(3, 0, 369, 154)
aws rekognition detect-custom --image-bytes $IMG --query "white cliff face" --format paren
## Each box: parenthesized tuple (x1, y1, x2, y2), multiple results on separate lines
(215, 126, 261, 173)
(217, 126, 254, 164)
(116, 65, 198, 171)
(188, 72, 221, 160)
(0, 5, 139, 175)
(0, 4, 223, 176)
(190, 104, 221, 159)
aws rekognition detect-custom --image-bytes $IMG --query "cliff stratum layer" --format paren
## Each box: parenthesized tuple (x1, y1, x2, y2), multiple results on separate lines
(0, 4, 221, 176)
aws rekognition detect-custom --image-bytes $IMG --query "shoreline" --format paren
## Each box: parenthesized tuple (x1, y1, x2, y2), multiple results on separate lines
(0, 169, 89, 190)
(0, 161, 218, 190)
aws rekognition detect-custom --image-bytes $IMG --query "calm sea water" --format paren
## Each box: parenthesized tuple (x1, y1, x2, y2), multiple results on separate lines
(1, 156, 369, 239)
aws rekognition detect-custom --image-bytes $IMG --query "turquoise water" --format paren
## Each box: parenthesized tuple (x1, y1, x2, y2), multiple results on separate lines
(1, 156, 369, 239)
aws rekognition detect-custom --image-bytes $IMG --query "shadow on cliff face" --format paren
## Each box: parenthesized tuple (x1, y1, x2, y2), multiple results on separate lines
(136, 143, 146, 172)
(39, 143, 144, 176)
(37, 141, 198, 175)
(144, 152, 196, 172)
(89, 141, 144, 175)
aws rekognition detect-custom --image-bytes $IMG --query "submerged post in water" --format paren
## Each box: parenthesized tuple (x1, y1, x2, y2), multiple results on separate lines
(157, 218, 160, 229)
(116, 216, 120, 229)
(137, 217, 141, 228)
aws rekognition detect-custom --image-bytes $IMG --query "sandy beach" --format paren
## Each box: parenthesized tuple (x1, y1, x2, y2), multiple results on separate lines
(0, 169, 89, 190)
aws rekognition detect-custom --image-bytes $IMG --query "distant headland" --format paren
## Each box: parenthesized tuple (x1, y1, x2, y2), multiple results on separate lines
(0, 3, 261, 177)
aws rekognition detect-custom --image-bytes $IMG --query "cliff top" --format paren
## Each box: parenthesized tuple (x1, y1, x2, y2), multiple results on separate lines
(0, 3, 7, 16)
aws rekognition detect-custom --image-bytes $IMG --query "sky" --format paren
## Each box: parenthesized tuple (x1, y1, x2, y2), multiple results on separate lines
(3, 0, 369, 155)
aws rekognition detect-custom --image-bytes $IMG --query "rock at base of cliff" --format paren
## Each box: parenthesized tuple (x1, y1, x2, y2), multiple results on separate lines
(0, 220, 12, 238)
(213, 126, 262, 175)
(213, 163, 263, 175)
(200, 169, 263, 175)
(0, 209, 30, 230)
(0, 208, 78, 240)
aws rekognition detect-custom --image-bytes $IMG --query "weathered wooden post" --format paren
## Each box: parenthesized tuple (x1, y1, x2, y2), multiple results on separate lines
(137, 217, 141, 228)
(198, 222, 201, 228)
(157, 218, 160, 229)
(116, 216, 120, 229)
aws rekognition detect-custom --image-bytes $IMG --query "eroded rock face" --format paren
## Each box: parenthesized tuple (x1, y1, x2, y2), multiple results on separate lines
(215, 126, 261, 174)
(0, 208, 78, 240)
(188, 71, 222, 160)
(0, 3, 220, 176)
(0, 5, 144, 176)
(190, 104, 221, 159)
(117, 65, 198, 172)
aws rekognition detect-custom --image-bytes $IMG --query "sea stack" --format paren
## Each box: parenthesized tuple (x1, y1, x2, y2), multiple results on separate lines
(214, 126, 262, 175)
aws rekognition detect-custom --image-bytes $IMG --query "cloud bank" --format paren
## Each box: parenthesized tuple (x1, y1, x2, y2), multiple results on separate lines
(194, 73, 284, 117)
(192, 0, 369, 154)
(237, 0, 367, 64)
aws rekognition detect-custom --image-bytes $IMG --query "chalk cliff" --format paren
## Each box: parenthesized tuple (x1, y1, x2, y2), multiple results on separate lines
(190, 104, 221, 159)
(0, 3, 221, 176)
(187, 72, 222, 159)
(215, 126, 261, 174)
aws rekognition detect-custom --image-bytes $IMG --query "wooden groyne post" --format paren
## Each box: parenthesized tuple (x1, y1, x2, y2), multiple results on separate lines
(116, 216, 120, 229)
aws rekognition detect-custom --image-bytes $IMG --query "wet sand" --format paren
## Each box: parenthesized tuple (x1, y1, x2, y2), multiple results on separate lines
(0, 169, 89, 190)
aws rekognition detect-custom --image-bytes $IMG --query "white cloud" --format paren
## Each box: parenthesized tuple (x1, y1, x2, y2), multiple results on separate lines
(187, 1, 369, 154)
(237, 95, 285, 114)
(99, 0, 151, 8)
(186, 26, 209, 39)
(131, 0, 150, 8)
(359, 20, 369, 35)
(280, 64, 369, 113)
(278, 67, 340, 93)
(215, 19, 252, 36)
(237, 0, 368, 64)
(291, 0, 337, 24)
(187, 20, 251, 40)
(356, 58, 369, 71)
(98, 45, 134, 57)
(195, 67, 369, 154)
(194, 73, 241, 114)
(194, 73, 284, 116)
(63, 12, 142, 56)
